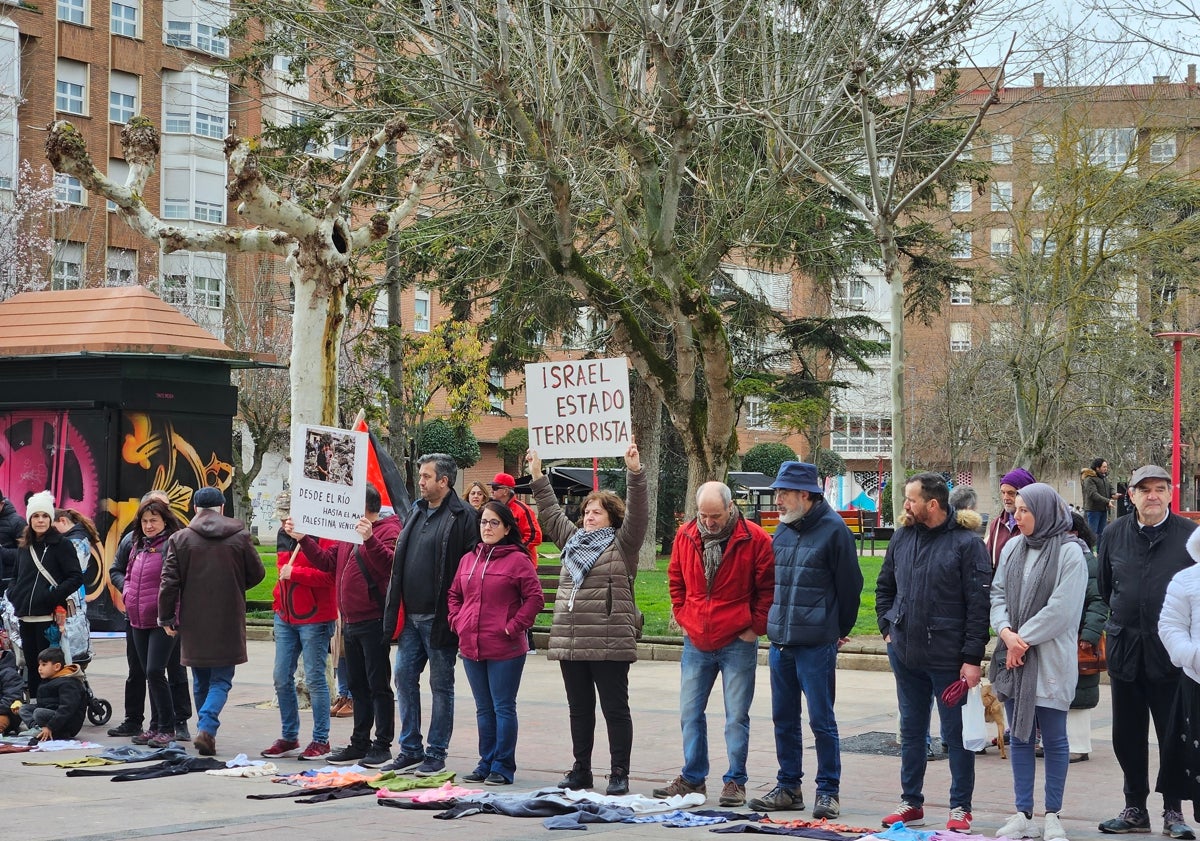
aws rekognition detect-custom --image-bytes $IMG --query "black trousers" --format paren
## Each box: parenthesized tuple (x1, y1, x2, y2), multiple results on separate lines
(122, 619, 190, 727)
(343, 618, 394, 751)
(18, 619, 53, 698)
(558, 659, 632, 773)
(1111, 673, 1181, 810)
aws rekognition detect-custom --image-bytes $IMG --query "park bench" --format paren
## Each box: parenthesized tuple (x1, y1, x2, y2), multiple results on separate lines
(538, 553, 562, 615)
(837, 508, 877, 555)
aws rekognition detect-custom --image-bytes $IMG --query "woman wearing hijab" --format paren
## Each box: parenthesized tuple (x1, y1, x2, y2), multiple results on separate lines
(990, 483, 1088, 841)
(526, 441, 646, 797)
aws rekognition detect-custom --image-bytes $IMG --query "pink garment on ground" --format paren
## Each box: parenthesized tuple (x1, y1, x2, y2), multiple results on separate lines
(375, 782, 483, 802)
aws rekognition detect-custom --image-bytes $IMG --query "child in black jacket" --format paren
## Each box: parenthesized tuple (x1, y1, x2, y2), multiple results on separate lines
(0, 633, 22, 734)
(19, 647, 85, 740)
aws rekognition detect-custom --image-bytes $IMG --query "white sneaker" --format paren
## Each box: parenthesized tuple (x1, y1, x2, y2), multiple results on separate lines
(1044, 812, 1068, 841)
(998, 813, 1042, 839)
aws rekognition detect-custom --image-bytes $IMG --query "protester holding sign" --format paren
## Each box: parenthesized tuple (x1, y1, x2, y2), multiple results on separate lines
(526, 441, 647, 798)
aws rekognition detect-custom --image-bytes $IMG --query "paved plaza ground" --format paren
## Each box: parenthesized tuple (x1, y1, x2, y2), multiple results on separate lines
(0, 638, 1132, 840)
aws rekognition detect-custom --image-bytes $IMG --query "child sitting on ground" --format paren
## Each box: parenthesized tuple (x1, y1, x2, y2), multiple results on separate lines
(0, 630, 23, 734)
(19, 647, 85, 741)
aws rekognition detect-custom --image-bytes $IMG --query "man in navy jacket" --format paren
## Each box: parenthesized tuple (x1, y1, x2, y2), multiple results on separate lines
(749, 462, 861, 819)
(876, 472, 991, 834)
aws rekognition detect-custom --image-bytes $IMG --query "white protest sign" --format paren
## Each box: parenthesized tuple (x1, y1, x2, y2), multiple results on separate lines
(525, 357, 632, 459)
(289, 424, 369, 544)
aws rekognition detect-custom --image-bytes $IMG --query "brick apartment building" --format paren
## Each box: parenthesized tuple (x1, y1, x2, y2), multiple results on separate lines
(828, 66, 1200, 516)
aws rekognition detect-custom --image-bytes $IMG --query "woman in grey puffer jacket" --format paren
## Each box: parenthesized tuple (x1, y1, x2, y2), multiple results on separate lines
(527, 443, 646, 798)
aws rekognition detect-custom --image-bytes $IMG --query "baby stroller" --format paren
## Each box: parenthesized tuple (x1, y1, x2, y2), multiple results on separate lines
(0, 597, 112, 726)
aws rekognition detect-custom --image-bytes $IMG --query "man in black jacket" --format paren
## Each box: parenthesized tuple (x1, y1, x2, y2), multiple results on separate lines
(384, 453, 477, 777)
(0, 487, 24, 588)
(1098, 465, 1196, 838)
(876, 473, 991, 834)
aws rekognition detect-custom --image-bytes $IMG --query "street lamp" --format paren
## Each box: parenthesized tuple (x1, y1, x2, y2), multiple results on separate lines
(1154, 331, 1200, 511)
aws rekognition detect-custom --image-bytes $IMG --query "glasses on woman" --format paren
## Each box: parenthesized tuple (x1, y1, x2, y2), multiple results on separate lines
(480, 518, 503, 528)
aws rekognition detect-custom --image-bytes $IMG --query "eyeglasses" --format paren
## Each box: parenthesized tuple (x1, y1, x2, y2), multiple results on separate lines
(480, 518, 503, 527)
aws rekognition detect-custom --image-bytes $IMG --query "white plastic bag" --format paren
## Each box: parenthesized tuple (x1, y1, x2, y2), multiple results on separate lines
(961, 684, 987, 752)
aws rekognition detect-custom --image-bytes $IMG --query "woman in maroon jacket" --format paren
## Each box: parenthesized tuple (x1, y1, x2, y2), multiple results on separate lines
(448, 501, 544, 785)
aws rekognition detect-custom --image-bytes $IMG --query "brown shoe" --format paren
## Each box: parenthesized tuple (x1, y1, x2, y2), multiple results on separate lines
(652, 775, 707, 801)
(330, 696, 347, 715)
(193, 730, 216, 756)
(332, 698, 354, 718)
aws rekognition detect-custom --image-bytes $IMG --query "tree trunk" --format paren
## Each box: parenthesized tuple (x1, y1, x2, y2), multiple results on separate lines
(630, 376, 662, 570)
(882, 233, 908, 524)
(290, 258, 347, 427)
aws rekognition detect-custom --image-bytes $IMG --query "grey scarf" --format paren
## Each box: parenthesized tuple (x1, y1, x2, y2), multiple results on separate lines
(989, 482, 1085, 741)
(698, 512, 738, 587)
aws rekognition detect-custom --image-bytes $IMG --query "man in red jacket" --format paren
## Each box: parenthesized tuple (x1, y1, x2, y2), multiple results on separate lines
(260, 509, 337, 762)
(490, 472, 542, 564)
(652, 481, 774, 807)
(284, 483, 401, 769)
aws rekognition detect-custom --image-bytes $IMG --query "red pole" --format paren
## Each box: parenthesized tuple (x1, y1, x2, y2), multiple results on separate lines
(1173, 338, 1184, 511)
(592, 456, 599, 491)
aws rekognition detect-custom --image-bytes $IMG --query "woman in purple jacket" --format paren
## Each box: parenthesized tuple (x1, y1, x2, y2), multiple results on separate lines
(123, 498, 184, 747)
(448, 501, 544, 786)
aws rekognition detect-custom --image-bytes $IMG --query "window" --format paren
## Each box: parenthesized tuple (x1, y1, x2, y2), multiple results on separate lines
(990, 181, 1012, 211)
(160, 274, 188, 306)
(718, 265, 791, 311)
(1031, 134, 1054, 164)
(950, 283, 972, 305)
(194, 275, 223, 308)
(1031, 228, 1057, 256)
(1031, 183, 1051, 211)
(105, 248, 137, 285)
(52, 241, 84, 290)
(413, 288, 430, 332)
(159, 251, 226, 319)
(111, 0, 137, 36)
(950, 322, 972, 352)
(162, 69, 229, 138)
(991, 134, 1013, 164)
(109, 72, 138, 124)
(950, 229, 972, 259)
(1150, 132, 1177, 164)
(332, 132, 351, 160)
(489, 369, 504, 413)
(290, 111, 320, 154)
(990, 228, 1012, 258)
(164, 0, 229, 58)
(1086, 128, 1135, 170)
(194, 111, 225, 138)
(107, 159, 129, 211)
(54, 173, 85, 205)
(950, 184, 972, 213)
(56, 60, 87, 115)
(58, 0, 85, 24)
(837, 278, 867, 307)
(830, 413, 892, 455)
(744, 397, 772, 430)
(0, 21, 17, 195)
(162, 165, 226, 224)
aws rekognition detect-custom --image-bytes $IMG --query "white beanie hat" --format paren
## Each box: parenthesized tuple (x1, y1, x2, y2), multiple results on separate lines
(25, 491, 55, 521)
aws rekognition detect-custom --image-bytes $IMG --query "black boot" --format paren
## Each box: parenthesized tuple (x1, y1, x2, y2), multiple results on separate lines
(558, 762, 593, 790)
(606, 768, 629, 796)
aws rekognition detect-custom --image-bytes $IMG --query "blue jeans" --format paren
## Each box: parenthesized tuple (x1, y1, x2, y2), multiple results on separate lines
(769, 642, 841, 795)
(1006, 703, 1069, 813)
(461, 655, 526, 782)
(1087, 509, 1107, 541)
(273, 616, 335, 743)
(192, 665, 235, 736)
(888, 646, 975, 810)
(679, 636, 758, 785)
(394, 613, 456, 760)
(336, 655, 350, 698)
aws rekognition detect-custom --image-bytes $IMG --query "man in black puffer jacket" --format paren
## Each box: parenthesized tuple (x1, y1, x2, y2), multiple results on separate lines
(1097, 464, 1196, 838)
(876, 472, 991, 834)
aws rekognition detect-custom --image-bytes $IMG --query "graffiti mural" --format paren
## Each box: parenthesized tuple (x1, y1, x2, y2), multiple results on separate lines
(0, 409, 233, 628)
